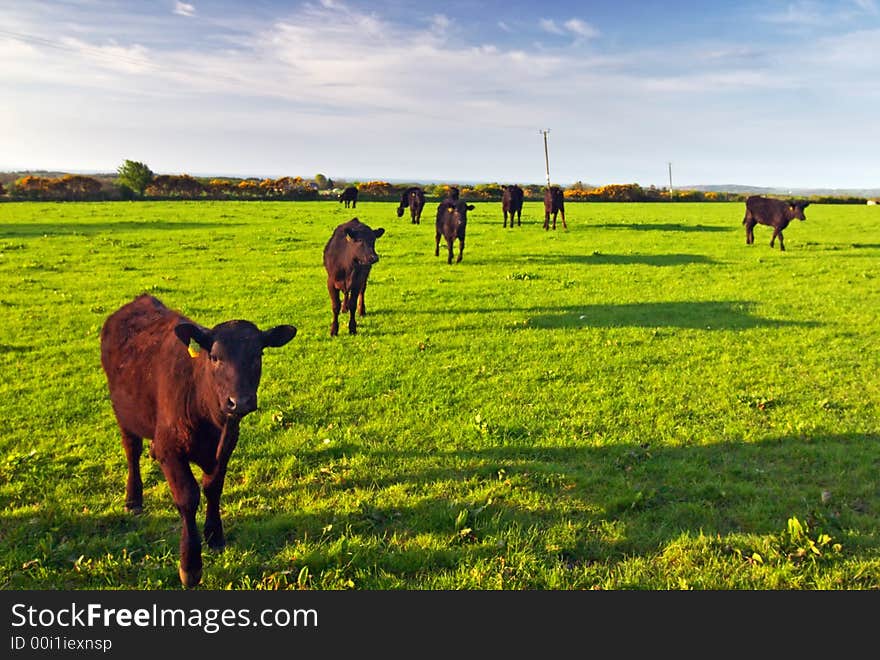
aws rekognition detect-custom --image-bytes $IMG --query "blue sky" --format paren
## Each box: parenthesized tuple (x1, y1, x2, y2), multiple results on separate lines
(2, 0, 878, 188)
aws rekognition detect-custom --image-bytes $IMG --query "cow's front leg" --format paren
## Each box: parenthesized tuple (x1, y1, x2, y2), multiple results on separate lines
(348, 286, 359, 334)
(435, 232, 441, 257)
(159, 450, 202, 588)
(770, 227, 781, 249)
(328, 283, 341, 336)
(121, 431, 144, 514)
(202, 423, 239, 551)
(776, 230, 785, 251)
(456, 238, 464, 263)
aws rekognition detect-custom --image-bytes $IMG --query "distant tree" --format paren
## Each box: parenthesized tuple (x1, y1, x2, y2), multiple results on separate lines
(0, 182, 6, 197)
(116, 160, 154, 197)
(314, 173, 328, 190)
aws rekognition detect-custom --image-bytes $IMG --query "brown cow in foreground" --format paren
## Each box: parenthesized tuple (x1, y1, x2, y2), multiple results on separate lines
(743, 195, 810, 251)
(543, 185, 566, 230)
(323, 217, 385, 335)
(396, 187, 426, 224)
(100, 294, 297, 588)
(502, 184, 524, 228)
(435, 199, 474, 264)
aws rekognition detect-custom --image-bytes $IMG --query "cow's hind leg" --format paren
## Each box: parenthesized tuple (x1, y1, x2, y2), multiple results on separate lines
(357, 281, 367, 317)
(121, 431, 144, 514)
(456, 237, 464, 263)
(560, 209, 567, 230)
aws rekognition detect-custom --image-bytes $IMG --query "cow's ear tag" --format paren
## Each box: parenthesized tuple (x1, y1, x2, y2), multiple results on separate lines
(345, 233, 353, 242)
(447, 207, 453, 213)
(188, 342, 200, 358)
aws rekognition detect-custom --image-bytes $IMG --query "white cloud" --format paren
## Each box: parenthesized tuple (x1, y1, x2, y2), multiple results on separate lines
(173, 2, 195, 18)
(539, 19, 564, 35)
(853, 0, 878, 13)
(564, 18, 599, 38)
(431, 14, 451, 31)
(761, 1, 825, 25)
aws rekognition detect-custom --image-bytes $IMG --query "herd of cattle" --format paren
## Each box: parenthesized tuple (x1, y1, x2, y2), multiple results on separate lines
(99, 188, 811, 587)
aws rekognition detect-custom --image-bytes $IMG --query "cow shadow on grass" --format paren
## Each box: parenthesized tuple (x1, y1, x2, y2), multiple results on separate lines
(592, 222, 733, 233)
(524, 301, 818, 331)
(4, 433, 876, 588)
(519, 253, 719, 267)
(379, 300, 816, 332)
(0, 221, 240, 238)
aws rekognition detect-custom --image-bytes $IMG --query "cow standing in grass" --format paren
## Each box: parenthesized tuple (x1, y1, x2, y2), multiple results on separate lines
(100, 294, 297, 588)
(323, 218, 385, 335)
(502, 184, 524, 228)
(743, 196, 810, 251)
(543, 186, 566, 230)
(397, 187, 426, 224)
(435, 199, 475, 264)
(338, 186, 358, 208)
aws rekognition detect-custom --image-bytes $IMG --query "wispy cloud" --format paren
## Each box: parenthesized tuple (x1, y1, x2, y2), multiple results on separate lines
(173, 2, 195, 18)
(853, 0, 878, 13)
(564, 18, 599, 39)
(539, 19, 565, 35)
(760, 1, 826, 25)
(540, 17, 599, 39)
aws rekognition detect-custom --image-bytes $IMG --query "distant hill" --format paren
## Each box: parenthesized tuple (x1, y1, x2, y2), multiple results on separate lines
(683, 184, 880, 198)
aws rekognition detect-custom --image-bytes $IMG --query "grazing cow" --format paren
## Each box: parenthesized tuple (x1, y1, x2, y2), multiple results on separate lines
(338, 186, 358, 208)
(435, 199, 475, 264)
(543, 186, 567, 230)
(323, 218, 385, 336)
(100, 294, 297, 588)
(396, 186, 426, 224)
(743, 196, 810, 251)
(501, 184, 524, 228)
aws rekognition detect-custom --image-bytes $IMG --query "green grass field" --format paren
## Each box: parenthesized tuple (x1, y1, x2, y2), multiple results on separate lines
(1, 199, 878, 590)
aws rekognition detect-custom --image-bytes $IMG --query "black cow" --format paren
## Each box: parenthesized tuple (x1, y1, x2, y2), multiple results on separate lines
(543, 186, 566, 230)
(501, 184, 524, 228)
(435, 199, 475, 264)
(396, 187, 426, 224)
(323, 218, 385, 336)
(100, 295, 297, 588)
(338, 186, 358, 208)
(743, 196, 810, 251)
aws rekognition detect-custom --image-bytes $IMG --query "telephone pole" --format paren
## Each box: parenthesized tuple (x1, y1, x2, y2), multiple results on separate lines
(668, 161, 674, 198)
(539, 129, 551, 187)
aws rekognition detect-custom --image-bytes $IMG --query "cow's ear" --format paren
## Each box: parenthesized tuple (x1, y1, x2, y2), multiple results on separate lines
(262, 325, 297, 348)
(373, 228, 385, 238)
(802, 202, 810, 208)
(175, 322, 213, 351)
(467, 204, 475, 211)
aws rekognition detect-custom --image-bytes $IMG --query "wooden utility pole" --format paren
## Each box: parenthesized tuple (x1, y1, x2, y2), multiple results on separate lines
(668, 161, 674, 198)
(539, 129, 551, 187)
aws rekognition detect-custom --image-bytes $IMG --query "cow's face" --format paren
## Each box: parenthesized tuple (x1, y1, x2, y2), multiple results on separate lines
(788, 201, 809, 221)
(175, 321, 297, 418)
(345, 224, 385, 265)
(396, 206, 405, 217)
